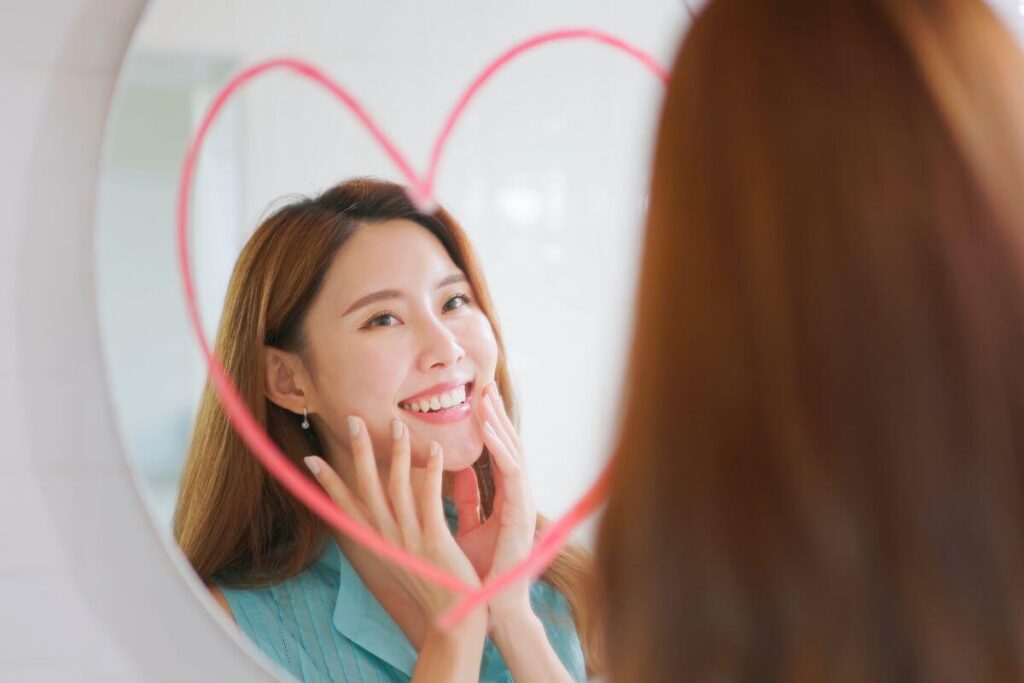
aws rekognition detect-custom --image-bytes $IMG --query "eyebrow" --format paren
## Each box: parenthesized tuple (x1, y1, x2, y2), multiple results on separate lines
(341, 272, 468, 317)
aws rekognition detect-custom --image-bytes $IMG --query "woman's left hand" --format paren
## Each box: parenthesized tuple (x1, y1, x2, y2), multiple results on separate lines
(453, 381, 537, 621)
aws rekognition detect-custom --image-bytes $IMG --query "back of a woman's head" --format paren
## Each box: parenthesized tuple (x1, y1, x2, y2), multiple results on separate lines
(597, 0, 1024, 680)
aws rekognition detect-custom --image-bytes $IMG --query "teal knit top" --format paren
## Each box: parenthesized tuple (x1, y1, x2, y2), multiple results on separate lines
(218, 498, 587, 682)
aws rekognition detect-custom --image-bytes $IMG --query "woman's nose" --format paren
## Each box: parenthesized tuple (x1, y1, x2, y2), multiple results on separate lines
(418, 317, 465, 371)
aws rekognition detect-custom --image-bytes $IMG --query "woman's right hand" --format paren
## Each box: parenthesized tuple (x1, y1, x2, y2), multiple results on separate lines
(304, 415, 483, 626)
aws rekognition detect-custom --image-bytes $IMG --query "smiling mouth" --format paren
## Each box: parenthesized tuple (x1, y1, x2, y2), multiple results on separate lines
(398, 381, 474, 414)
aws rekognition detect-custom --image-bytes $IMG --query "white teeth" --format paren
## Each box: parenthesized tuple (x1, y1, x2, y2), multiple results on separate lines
(401, 384, 471, 413)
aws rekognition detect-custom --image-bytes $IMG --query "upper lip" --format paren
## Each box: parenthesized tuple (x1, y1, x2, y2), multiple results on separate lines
(399, 379, 473, 405)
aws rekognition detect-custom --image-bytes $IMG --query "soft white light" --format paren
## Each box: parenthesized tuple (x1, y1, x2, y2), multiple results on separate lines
(495, 186, 545, 226)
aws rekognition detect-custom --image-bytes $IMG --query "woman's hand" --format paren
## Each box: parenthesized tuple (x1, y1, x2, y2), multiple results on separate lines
(305, 415, 484, 627)
(453, 382, 538, 620)
(454, 385, 579, 683)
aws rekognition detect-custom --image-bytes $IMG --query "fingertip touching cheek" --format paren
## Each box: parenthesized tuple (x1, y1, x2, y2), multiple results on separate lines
(301, 218, 501, 472)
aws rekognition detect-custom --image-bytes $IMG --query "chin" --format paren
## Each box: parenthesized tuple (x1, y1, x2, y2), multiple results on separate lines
(405, 421, 482, 466)
(433, 430, 483, 469)
(406, 433, 483, 470)
(441, 446, 484, 471)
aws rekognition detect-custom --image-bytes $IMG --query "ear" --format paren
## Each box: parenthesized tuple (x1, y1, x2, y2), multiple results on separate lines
(263, 345, 312, 415)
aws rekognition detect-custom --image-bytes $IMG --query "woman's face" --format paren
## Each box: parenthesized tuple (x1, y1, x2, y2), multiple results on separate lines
(299, 218, 498, 470)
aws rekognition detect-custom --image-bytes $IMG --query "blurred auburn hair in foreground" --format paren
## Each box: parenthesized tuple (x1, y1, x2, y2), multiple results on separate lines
(596, 0, 1024, 680)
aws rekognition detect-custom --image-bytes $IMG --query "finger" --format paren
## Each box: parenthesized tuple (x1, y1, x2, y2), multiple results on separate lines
(348, 415, 400, 540)
(488, 450, 506, 509)
(486, 382, 522, 454)
(452, 466, 482, 535)
(482, 393, 522, 468)
(482, 421, 524, 508)
(304, 455, 371, 525)
(387, 419, 420, 546)
(420, 441, 448, 537)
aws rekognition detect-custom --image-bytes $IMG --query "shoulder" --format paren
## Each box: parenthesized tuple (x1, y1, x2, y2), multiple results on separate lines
(530, 579, 573, 619)
(529, 580, 582, 650)
(206, 583, 237, 627)
(529, 580, 587, 681)
(208, 553, 338, 632)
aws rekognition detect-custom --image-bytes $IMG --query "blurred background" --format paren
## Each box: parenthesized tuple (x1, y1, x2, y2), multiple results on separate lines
(94, 0, 689, 546)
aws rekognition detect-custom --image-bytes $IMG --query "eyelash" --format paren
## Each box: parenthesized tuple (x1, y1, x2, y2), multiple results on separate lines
(363, 292, 472, 329)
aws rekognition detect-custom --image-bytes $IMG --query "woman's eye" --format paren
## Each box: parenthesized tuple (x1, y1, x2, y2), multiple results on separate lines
(444, 293, 471, 312)
(365, 312, 399, 328)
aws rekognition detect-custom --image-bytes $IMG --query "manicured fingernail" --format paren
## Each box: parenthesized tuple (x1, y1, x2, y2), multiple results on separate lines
(348, 416, 360, 436)
(392, 419, 403, 440)
(303, 456, 321, 475)
(484, 421, 497, 436)
(484, 394, 494, 410)
(430, 440, 440, 460)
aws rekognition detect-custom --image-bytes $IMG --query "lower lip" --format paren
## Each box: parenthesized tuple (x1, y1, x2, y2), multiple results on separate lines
(399, 394, 473, 424)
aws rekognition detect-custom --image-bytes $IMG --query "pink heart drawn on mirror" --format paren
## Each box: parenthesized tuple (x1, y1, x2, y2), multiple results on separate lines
(176, 27, 668, 628)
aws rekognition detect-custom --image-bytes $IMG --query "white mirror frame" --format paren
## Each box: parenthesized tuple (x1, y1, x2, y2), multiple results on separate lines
(6, 0, 284, 679)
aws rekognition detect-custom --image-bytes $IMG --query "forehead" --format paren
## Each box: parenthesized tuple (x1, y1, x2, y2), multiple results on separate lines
(328, 218, 458, 292)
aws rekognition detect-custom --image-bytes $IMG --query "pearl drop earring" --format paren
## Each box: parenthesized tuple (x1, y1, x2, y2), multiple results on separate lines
(301, 407, 310, 430)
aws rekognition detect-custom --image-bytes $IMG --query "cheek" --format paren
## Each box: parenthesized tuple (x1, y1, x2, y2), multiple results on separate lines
(460, 315, 499, 374)
(336, 352, 411, 458)
(353, 353, 407, 409)
(323, 348, 406, 420)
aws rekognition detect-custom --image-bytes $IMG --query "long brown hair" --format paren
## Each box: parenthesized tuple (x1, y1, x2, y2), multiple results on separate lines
(597, 0, 1024, 680)
(173, 177, 603, 675)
